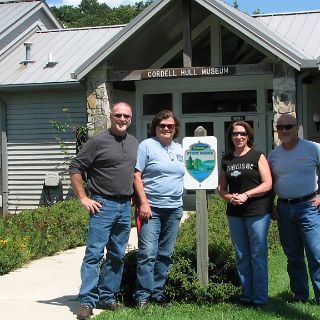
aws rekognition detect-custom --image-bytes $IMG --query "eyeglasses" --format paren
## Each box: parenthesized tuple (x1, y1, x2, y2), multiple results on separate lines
(158, 124, 175, 130)
(112, 113, 131, 119)
(276, 124, 296, 131)
(232, 131, 248, 137)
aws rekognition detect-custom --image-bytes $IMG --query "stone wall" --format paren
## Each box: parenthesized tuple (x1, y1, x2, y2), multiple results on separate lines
(272, 62, 296, 146)
(86, 64, 113, 137)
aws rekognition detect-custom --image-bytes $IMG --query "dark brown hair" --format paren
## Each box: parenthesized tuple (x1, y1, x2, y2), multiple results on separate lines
(226, 121, 254, 151)
(150, 110, 180, 139)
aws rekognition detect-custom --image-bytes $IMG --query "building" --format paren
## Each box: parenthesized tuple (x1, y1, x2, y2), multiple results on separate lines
(0, 0, 319, 214)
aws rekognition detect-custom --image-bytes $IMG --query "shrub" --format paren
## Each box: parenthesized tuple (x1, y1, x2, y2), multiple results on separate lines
(120, 195, 281, 304)
(120, 196, 240, 304)
(0, 199, 88, 275)
(165, 196, 239, 303)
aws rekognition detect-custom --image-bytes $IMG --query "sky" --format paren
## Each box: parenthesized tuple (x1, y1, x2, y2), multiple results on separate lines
(46, 0, 320, 13)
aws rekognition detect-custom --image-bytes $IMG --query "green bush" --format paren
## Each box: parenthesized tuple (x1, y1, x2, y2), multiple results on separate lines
(120, 196, 239, 304)
(120, 195, 281, 305)
(0, 199, 88, 275)
(165, 196, 239, 303)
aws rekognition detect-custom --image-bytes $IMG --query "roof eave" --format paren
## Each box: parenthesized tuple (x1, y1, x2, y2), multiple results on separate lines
(73, 0, 169, 80)
(197, 0, 309, 70)
(73, 0, 313, 79)
(0, 81, 82, 92)
(300, 59, 319, 69)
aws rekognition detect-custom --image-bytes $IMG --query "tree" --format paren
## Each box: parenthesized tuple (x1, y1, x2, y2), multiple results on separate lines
(50, 0, 153, 28)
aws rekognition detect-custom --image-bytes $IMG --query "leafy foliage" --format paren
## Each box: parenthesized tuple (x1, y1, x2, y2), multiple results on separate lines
(120, 195, 281, 305)
(0, 199, 88, 275)
(50, 0, 153, 28)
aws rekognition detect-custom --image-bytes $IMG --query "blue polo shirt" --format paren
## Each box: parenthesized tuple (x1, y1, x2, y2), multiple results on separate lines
(135, 137, 185, 208)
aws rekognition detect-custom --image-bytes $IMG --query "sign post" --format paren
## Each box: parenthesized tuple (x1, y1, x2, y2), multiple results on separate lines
(183, 128, 218, 286)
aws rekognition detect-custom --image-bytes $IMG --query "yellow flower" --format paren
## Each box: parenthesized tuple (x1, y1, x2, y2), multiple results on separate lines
(0, 239, 8, 244)
(23, 236, 30, 241)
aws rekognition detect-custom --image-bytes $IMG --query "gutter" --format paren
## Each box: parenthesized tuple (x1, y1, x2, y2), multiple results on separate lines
(300, 59, 318, 69)
(0, 81, 83, 92)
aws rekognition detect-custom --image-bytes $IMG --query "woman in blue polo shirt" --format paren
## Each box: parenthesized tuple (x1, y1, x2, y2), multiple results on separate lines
(133, 110, 185, 308)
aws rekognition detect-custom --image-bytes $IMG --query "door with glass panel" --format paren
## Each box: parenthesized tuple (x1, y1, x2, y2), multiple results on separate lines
(182, 117, 258, 159)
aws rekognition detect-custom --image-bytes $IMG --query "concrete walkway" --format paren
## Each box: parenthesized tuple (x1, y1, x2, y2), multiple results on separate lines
(0, 228, 139, 320)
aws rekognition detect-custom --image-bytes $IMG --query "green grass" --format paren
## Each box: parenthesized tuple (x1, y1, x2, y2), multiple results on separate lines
(95, 249, 320, 320)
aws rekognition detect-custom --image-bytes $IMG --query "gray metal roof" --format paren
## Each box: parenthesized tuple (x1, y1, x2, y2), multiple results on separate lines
(196, 0, 315, 67)
(73, 0, 318, 79)
(254, 11, 320, 62)
(1, 0, 320, 88)
(0, 0, 62, 42)
(0, 26, 124, 86)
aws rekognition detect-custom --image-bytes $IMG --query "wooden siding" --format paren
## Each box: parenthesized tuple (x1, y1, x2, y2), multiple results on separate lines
(4, 89, 86, 213)
(0, 102, 5, 208)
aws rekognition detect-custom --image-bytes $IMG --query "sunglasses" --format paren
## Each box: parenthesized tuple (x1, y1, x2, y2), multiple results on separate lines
(276, 124, 296, 131)
(112, 113, 131, 119)
(232, 131, 248, 137)
(158, 124, 175, 130)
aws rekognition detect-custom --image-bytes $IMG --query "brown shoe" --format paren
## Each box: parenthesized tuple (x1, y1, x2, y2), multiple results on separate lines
(77, 305, 93, 320)
(97, 300, 126, 311)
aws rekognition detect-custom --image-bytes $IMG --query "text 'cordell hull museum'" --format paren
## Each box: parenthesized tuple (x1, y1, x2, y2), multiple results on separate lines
(0, 0, 319, 213)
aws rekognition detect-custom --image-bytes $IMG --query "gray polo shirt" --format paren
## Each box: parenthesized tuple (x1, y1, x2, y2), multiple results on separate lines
(69, 129, 138, 197)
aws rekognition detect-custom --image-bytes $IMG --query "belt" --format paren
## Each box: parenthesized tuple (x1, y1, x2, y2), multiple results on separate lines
(278, 191, 317, 204)
(94, 194, 131, 201)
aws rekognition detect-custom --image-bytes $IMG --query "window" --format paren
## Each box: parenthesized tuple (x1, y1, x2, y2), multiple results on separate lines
(182, 90, 257, 113)
(143, 94, 172, 115)
(185, 122, 213, 137)
(163, 28, 211, 68)
(221, 26, 266, 65)
(266, 89, 273, 111)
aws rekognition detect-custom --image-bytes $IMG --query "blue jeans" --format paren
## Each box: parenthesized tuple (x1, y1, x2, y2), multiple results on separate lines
(228, 214, 271, 304)
(78, 195, 132, 308)
(134, 206, 183, 302)
(277, 199, 320, 303)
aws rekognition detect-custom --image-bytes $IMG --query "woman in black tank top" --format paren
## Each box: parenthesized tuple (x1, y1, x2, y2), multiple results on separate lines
(217, 121, 272, 306)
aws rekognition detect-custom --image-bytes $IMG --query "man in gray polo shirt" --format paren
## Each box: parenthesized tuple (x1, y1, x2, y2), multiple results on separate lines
(69, 101, 138, 320)
(268, 114, 320, 305)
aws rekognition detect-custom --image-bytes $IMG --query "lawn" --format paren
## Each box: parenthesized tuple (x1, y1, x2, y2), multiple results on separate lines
(95, 249, 319, 320)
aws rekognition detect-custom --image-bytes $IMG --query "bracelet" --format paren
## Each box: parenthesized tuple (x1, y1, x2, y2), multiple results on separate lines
(244, 192, 250, 198)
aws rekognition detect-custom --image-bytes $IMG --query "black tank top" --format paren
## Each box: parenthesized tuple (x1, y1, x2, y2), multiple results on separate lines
(221, 148, 272, 217)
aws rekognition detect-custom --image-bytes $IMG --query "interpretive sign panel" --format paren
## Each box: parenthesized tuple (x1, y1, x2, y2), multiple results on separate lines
(183, 136, 218, 189)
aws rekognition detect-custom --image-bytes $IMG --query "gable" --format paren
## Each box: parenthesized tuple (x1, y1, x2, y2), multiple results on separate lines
(0, 0, 62, 51)
(73, 0, 319, 80)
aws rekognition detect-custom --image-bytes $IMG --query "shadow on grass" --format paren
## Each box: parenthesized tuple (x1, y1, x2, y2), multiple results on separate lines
(253, 291, 318, 320)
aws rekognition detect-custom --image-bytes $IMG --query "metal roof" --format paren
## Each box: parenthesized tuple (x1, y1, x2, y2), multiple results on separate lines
(73, 0, 318, 79)
(196, 0, 315, 67)
(1, 0, 320, 88)
(254, 11, 320, 62)
(0, 0, 62, 42)
(0, 26, 124, 86)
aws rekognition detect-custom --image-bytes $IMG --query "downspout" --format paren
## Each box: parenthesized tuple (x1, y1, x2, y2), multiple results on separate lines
(1, 104, 8, 216)
(296, 71, 310, 139)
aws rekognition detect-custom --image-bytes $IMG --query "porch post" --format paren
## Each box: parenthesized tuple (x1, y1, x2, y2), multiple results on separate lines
(86, 63, 113, 136)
